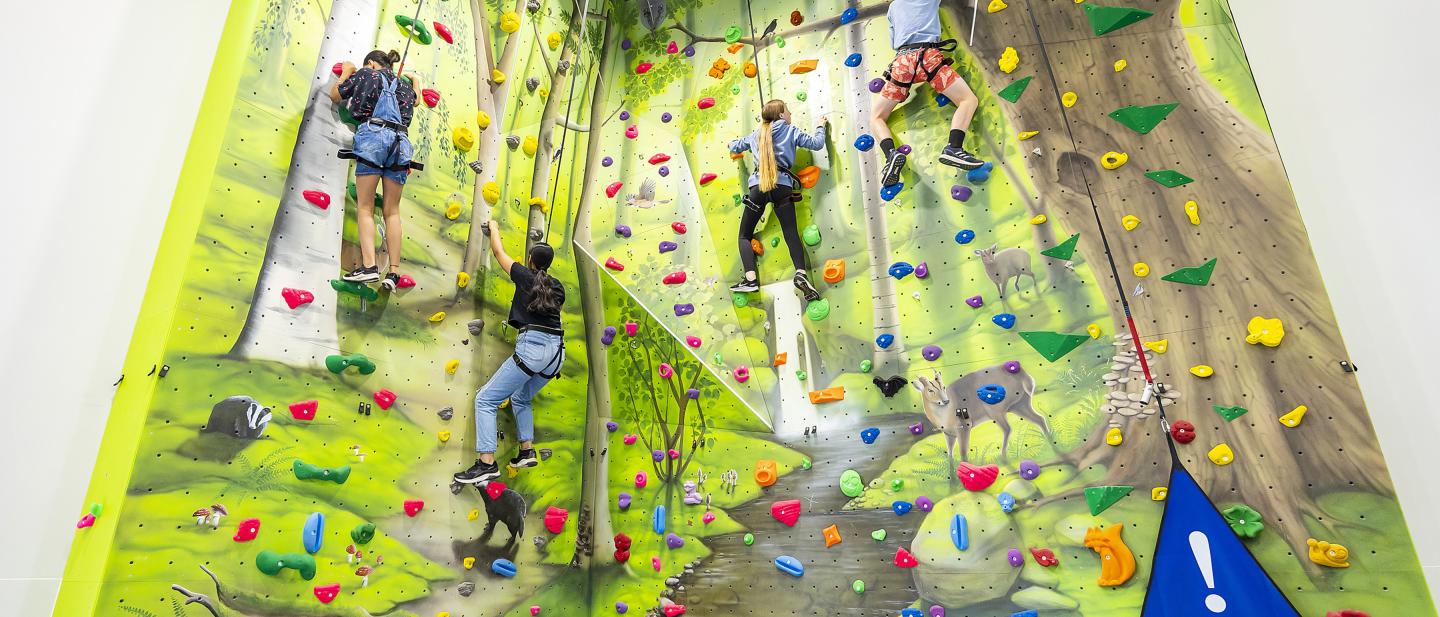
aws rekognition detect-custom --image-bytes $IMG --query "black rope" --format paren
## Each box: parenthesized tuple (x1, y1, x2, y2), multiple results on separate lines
(742, 0, 767, 105)
(543, 0, 595, 246)
(396, 0, 426, 75)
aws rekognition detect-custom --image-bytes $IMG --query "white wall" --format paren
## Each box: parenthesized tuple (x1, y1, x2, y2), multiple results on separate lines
(1, 0, 1436, 614)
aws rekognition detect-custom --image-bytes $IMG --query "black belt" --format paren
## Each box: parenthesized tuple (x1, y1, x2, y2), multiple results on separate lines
(517, 324, 564, 336)
(361, 117, 409, 133)
(897, 39, 957, 52)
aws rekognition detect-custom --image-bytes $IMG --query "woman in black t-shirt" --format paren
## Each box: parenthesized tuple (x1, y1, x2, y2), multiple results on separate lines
(454, 221, 566, 485)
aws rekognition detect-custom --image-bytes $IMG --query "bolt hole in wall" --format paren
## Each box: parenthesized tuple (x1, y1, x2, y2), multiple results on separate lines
(7, 0, 1440, 615)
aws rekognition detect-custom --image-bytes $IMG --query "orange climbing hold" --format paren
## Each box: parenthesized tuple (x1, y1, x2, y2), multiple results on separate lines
(822, 259, 845, 283)
(751, 238, 764, 255)
(743, 62, 758, 78)
(1084, 525, 1136, 586)
(789, 59, 819, 74)
(796, 165, 821, 188)
(773, 352, 788, 367)
(754, 459, 778, 487)
(727, 43, 744, 54)
(808, 386, 845, 404)
(709, 57, 732, 79)
(822, 524, 842, 548)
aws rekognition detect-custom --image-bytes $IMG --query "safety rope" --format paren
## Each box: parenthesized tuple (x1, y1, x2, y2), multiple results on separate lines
(396, 0, 426, 75)
(543, 0, 596, 246)
(742, 0, 767, 105)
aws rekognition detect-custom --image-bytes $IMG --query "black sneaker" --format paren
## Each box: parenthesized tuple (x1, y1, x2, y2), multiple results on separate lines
(729, 278, 760, 293)
(880, 150, 907, 185)
(343, 265, 381, 284)
(939, 146, 985, 170)
(508, 448, 539, 469)
(380, 272, 401, 291)
(453, 459, 500, 484)
(793, 271, 820, 302)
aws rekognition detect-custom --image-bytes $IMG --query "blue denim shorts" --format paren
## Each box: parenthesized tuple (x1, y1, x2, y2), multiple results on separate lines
(355, 160, 410, 185)
(353, 122, 413, 185)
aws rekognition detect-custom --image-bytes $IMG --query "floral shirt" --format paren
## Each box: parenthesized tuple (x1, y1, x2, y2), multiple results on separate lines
(337, 68, 416, 125)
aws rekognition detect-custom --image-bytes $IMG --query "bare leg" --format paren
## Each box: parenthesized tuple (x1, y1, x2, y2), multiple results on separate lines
(355, 174, 381, 268)
(869, 94, 902, 143)
(380, 177, 404, 272)
(939, 77, 980, 133)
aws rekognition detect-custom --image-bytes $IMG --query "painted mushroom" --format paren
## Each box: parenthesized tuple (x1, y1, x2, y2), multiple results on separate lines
(350, 444, 365, 462)
(192, 508, 212, 526)
(373, 554, 384, 566)
(345, 544, 358, 563)
(355, 565, 373, 587)
(209, 504, 228, 528)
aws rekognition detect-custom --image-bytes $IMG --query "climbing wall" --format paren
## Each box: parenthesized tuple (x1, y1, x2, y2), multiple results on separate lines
(56, 0, 1438, 616)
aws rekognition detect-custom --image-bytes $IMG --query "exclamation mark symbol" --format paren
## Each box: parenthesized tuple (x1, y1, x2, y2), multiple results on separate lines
(1188, 531, 1228, 613)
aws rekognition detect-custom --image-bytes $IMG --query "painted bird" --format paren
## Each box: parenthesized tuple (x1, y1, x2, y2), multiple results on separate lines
(624, 178, 672, 209)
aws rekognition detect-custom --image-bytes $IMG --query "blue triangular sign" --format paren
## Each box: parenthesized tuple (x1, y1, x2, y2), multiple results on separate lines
(1142, 465, 1300, 616)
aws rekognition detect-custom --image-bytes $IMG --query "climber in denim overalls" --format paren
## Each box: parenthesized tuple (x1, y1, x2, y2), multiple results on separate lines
(330, 49, 421, 290)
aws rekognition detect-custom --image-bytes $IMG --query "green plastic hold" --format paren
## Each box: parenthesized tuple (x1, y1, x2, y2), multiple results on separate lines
(996, 76, 1033, 103)
(859, 359, 873, 373)
(796, 91, 807, 102)
(725, 25, 743, 43)
(1145, 169, 1194, 188)
(802, 224, 821, 246)
(1040, 233, 1080, 261)
(806, 299, 830, 322)
(395, 15, 434, 45)
(743, 532, 755, 546)
(1109, 103, 1179, 135)
(1222, 504, 1265, 538)
(731, 85, 740, 95)
(771, 236, 780, 247)
(1085, 4, 1154, 36)
(293, 459, 351, 484)
(852, 580, 866, 594)
(331, 278, 379, 301)
(733, 193, 743, 205)
(870, 529, 887, 541)
(732, 293, 749, 308)
(713, 353, 725, 364)
(775, 36, 785, 48)
(256, 549, 317, 580)
(839, 469, 864, 497)
(1084, 485, 1134, 516)
(890, 478, 904, 491)
(325, 353, 377, 375)
(1161, 258, 1217, 286)
(89, 502, 103, 517)
(1213, 404, 1249, 422)
(801, 457, 812, 470)
(1018, 331, 1090, 362)
(796, 370, 808, 381)
(351, 522, 376, 544)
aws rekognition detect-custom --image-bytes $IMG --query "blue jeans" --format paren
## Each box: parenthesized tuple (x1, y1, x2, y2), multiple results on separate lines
(474, 330, 564, 453)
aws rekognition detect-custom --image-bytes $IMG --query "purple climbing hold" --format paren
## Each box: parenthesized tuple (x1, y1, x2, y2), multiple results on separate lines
(661, 112, 673, 122)
(687, 388, 700, 399)
(619, 110, 630, 121)
(951, 185, 973, 202)
(620, 38, 632, 50)
(615, 224, 631, 238)
(666, 533, 685, 549)
(993, 313, 1017, 329)
(909, 422, 923, 435)
(840, 6, 858, 24)
(1003, 360, 1021, 374)
(683, 45, 695, 57)
(674, 303, 694, 316)
(868, 78, 885, 93)
(965, 295, 984, 308)
(606, 421, 619, 432)
(915, 496, 934, 512)
(602, 156, 614, 167)
(898, 144, 913, 155)
(618, 492, 632, 510)
(930, 606, 946, 617)
(914, 262, 929, 279)
(845, 53, 862, 67)
(602, 326, 617, 345)
(1007, 548, 1024, 567)
(616, 601, 629, 614)
(921, 345, 942, 361)
(658, 166, 670, 177)
(1018, 459, 1040, 480)
(652, 450, 664, 462)
(659, 240, 678, 253)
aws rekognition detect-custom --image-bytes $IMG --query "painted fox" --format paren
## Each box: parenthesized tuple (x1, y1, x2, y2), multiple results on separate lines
(1084, 524, 1136, 587)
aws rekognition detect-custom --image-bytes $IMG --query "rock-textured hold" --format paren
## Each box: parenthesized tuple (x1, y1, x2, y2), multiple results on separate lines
(458, 581, 475, 597)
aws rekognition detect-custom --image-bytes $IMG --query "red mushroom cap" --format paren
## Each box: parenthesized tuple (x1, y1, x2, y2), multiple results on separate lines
(211, 504, 228, 515)
(355, 566, 373, 576)
(192, 508, 212, 517)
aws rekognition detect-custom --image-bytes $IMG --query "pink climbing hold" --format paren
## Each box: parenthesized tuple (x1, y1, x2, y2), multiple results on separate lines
(658, 363, 674, 378)
(233, 518, 260, 542)
(531, 606, 542, 617)
(626, 125, 638, 139)
(403, 499, 424, 517)
(697, 97, 716, 110)
(76, 514, 95, 529)
(302, 190, 330, 209)
(702, 511, 716, 524)
(672, 221, 687, 234)
(289, 400, 318, 421)
(395, 274, 416, 289)
(636, 61, 653, 74)
(699, 173, 717, 185)
(433, 21, 454, 44)
(421, 88, 440, 107)
(606, 181, 624, 198)
(605, 257, 625, 271)
(649, 153, 672, 165)
(332, 62, 344, 76)
(733, 365, 751, 383)
(663, 271, 687, 285)
(625, 322, 638, 336)
(667, 40, 679, 54)
(685, 336, 702, 348)
(771, 499, 802, 526)
(543, 506, 569, 534)
(282, 287, 314, 309)
(373, 388, 397, 410)
(623, 434, 638, 445)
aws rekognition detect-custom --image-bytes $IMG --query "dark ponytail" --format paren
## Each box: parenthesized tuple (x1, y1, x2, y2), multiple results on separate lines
(526, 244, 561, 315)
(364, 49, 401, 70)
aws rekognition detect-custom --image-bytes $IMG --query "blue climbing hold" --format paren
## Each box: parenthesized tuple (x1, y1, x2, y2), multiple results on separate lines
(880, 182, 903, 201)
(977, 384, 1007, 404)
(854, 134, 874, 151)
(860, 427, 880, 444)
(902, 610, 923, 617)
(1012, 612, 1039, 617)
(652, 505, 666, 534)
(998, 492, 1016, 513)
(840, 7, 858, 24)
(844, 53, 862, 67)
(892, 500, 913, 516)
(888, 261, 915, 279)
(876, 333, 895, 349)
(775, 555, 805, 577)
(935, 93, 951, 107)
(302, 512, 324, 554)
(951, 513, 969, 550)
(967, 161, 995, 184)
(993, 313, 1017, 329)
(955, 229, 976, 244)
(491, 558, 518, 577)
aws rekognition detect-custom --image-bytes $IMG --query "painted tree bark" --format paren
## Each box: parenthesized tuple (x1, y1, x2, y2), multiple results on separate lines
(524, 0, 587, 253)
(231, 0, 381, 366)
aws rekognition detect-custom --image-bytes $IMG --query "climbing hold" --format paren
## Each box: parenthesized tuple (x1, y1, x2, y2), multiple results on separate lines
(482, 181, 501, 204)
(790, 10, 804, 25)
(256, 550, 317, 580)
(733, 366, 750, 383)
(1019, 330, 1089, 361)
(1007, 549, 1025, 567)
(976, 384, 1006, 404)
(605, 182, 623, 198)
(1100, 151, 1129, 169)
(998, 47, 1019, 73)
(1145, 169, 1194, 187)
(914, 262, 930, 279)
(998, 492, 1016, 513)
(1184, 200, 1201, 225)
(233, 518, 260, 542)
(996, 76, 1032, 103)
(1151, 487, 1168, 501)
(1004, 361, 1022, 374)
(302, 190, 330, 209)
(1018, 130, 1039, 141)
(993, 313, 1017, 329)
(860, 427, 880, 444)
(1133, 262, 1150, 277)
(722, 24, 743, 43)
(854, 134, 875, 151)
(965, 295, 984, 308)
(880, 182, 904, 201)
(806, 299, 830, 321)
(293, 460, 350, 484)
(477, 110, 492, 130)
(891, 479, 904, 491)
(894, 547, 920, 568)
(1121, 214, 1141, 230)
(1085, 4, 1154, 36)
(852, 580, 865, 594)
(1110, 103, 1179, 135)
(663, 532, 683, 549)
(955, 229, 976, 244)
(871, 529, 887, 541)
(437, 429, 451, 442)
(373, 389, 397, 410)
(1084, 485, 1134, 515)
(428, 311, 446, 322)
(808, 386, 845, 404)
(1245, 316, 1285, 347)
(988, 0, 1008, 12)
(892, 501, 913, 516)
(662, 271, 686, 285)
(1207, 443, 1235, 465)
(1040, 233, 1080, 261)
(394, 15, 433, 44)
(1084, 524, 1136, 586)
(1161, 258, 1218, 286)
(492, 558, 518, 577)
(350, 522, 375, 545)
(685, 336, 701, 348)
(652, 505, 666, 533)
(956, 462, 1000, 491)
(822, 259, 846, 283)
(841, 7, 858, 24)
(840, 469, 864, 497)
(921, 345, 943, 361)
(775, 555, 805, 577)
(325, 353, 376, 375)
(522, 135, 538, 157)
(604, 257, 624, 271)
(1061, 91, 1078, 107)
(625, 125, 638, 139)
(1307, 538, 1350, 568)
(1190, 365, 1214, 378)
(951, 185, 973, 202)
(875, 376, 908, 397)
(753, 459, 778, 488)
(699, 172, 717, 185)
(950, 513, 971, 550)
(1019, 459, 1040, 480)
(1113, 59, 1128, 72)
(696, 97, 715, 110)
(771, 500, 802, 526)
(1105, 427, 1123, 445)
(789, 59, 818, 74)
(842, 53, 863, 69)
(1087, 324, 1103, 339)
(452, 127, 476, 151)
(1030, 547, 1059, 567)
(544, 507, 570, 535)
(421, 88, 440, 107)
(456, 271, 470, 289)
(1279, 405, 1308, 428)
(282, 288, 314, 309)
(659, 241, 678, 253)
(1223, 504, 1266, 538)
(869, 78, 885, 93)
(433, 21, 454, 44)
(301, 512, 325, 554)
(617, 493, 632, 510)
(1144, 339, 1168, 353)
(1213, 404, 1249, 422)
(331, 279, 379, 301)
(801, 224, 821, 246)
(1170, 420, 1196, 444)
(499, 10, 521, 32)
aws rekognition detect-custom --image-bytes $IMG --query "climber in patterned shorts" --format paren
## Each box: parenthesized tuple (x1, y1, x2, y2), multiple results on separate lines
(872, 0, 987, 186)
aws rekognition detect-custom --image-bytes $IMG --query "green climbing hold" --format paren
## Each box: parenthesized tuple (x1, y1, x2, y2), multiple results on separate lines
(852, 579, 866, 594)
(331, 278, 379, 301)
(840, 469, 864, 497)
(870, 529, 887, 541)
(1084, 4, 1154, 36)
(1109, 103, 1179, 135)
(796, 370, 808, 381)
(325, 353, 377, 375)
(743, 532, 755, 546)
(713, 353, 724, 364)
(806, 299, 830, 321)
(256, 549, 317, 580)
(1018, 331, 1090, 362)
(89, 502, 103, 517)
(1222, 504, 1265, 538)
(725, 25, 743, 44)
(775, 36, 785, 48)
(802, 224, 821, 246)
(796, 92, 807, 102)
(859, 359, 873, 373)
(801, 457, 813, 470)
(731, 85, 740, 95)
(293, 460, 351, 484)
(996, 76, 1033, 103)
(1144, 169, 1194, 188)
(1161, 258, 1217, 286)
(395, 15, 434, 45)
(771, 236, 780, 247)
(351, 522, 376, 544)
(890, 478, 904, 491)
(1213, 404, 1249, 422)
(1040, 233, 1080, 261)
(733, 293, 749, 308)
(1084, 485, 1134, 516)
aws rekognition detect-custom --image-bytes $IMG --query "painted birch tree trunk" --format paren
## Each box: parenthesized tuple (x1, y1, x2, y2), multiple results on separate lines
(524, 0, 586, 253)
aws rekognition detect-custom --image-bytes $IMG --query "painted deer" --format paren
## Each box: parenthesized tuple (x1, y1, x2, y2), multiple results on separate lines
(974, 245, 1040, 298)
(912, 363, 1053, 471)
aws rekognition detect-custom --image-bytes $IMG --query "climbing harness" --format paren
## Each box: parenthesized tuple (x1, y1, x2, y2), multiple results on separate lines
(883, 39, 958, 89)
(512, 326, 565, 379)
(336, 0, 426, 174)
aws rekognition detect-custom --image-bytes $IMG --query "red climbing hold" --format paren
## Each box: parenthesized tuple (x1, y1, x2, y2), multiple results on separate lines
(1030, 547, 1059, 566)
(956, 462, 1000, 491)
(605, 257, 625, 271)
(667, 40, 680, 54)
(289, 400, 318, 421)
(1170, 420, 1196, 444)
(403, 499, 424, 517)
(614, 532, 632, 562)
(485, 481, 508, 500)
(421, 88, 441, 107)
(303, 190, 331, 209)
(649, 153, 672, 165)
(332, 62, 344, 76)
(672, 221, 687, 234)
(281, 287, 314, 309)
(433, 21, 454, 44)
(395, 274, 416, 289)
(662, 605, 687, 617)
(790, 10, 803, 26)
(373, 389, 397, 410)
(697, 97, 716, 109)
(544, 506, 569, 534)
(662, 271, 687, 285)
(636, 61, 654, 74)
(894, 547, 919, 568)
(233, 518, 260, 542)
(606, 181, 624, 198)
(771, 499, 802, 526)
(314, 584, 340, 604)
(1327, 611, 1370, 617)
(699, 173, 717, 185)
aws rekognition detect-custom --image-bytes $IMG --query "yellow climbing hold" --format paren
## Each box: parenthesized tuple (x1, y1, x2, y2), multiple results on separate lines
(999, 47, 1019, 74)
(1184, 200, 1200, 225)
(1113, 59, 1127, 72)
(482, 181, 501, 204)
(491, 69, 507, 84)
(452, 127, 476, 152)
(457, 271, 470, 288)
(1189, 365, 1214, 378)
(1307, 538, 1350, 568)
(1245, 316, 1285, 347)
(463, 556, 476, 569)
(445, 359, 460, 374)
(1121, 214, 1140, 230)
(1207, 443, 1234, 465)
(1279, 405, 1308, 428)
(1029, 214, 1047, 225)
(1100, 151, 1128, 169)
(477, 110, 492, 130)
(522, 135, 538, 157)
(1105, 427, 1123, 446)
(547, 31, 562, 50)
(529, 196, 549, 213)
(1151, 487, 1168, 501)
(1143, 339, 1168, 353)
(1087, 323, 1101, 339)
(499, 10, 521, 33)
(988, 0, 1008, 13)
(1133, 262, 1149, 277)
(445, 196, 463, 220)
(467, 509, 480, 521)
(1061, 91, 1077, 107)
(1018, 130, 1039, 140)
(438, 430, 451, 442)
(538, 86, 549, 99)
(429, 311, 447, 323)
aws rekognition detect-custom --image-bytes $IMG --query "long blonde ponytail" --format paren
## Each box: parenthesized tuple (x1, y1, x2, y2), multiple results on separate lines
(756, 100, 787, 192)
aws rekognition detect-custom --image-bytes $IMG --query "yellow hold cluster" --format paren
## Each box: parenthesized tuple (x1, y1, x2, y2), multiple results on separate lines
(999, 47, 1019, 73)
